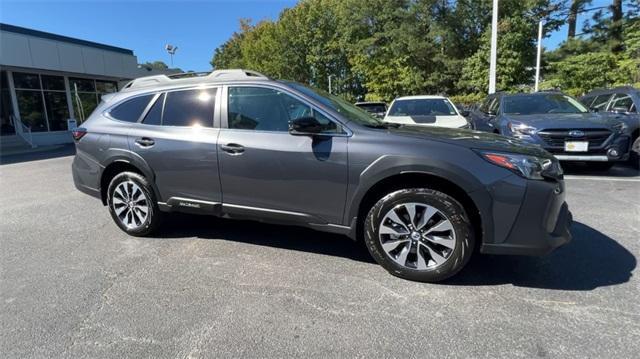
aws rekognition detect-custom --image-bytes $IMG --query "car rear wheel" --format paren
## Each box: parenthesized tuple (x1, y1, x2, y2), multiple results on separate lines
(363, 188, 474, 282)
(107, 172, 161, 236)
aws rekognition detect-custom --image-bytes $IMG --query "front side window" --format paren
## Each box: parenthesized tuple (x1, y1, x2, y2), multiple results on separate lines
(282, 82, 381, 127)
(608, 93, 635, 113)
(388, 99, 457, 117)
(109, 95, 154, 122)
(503, 94, 588, 115)
(590, 94, 613, 110)
(163, 88, 216, 127)
(228, 86, 339, 133)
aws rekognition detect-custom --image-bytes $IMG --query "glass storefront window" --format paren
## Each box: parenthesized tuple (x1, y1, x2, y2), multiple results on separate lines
(72, 92, 98, 123)
(10, 73, 118, 130)
(44, 92, 70, 131)
(96, 80, 117, 94)
(69, 77, 95, 92)
(41, 75, 66, 91)
(1, 71, 16, 135)
(13, 72, 41, 89)
(15, 90, 48, 132)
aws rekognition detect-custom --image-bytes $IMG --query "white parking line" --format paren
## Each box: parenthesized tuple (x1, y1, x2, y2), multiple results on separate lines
(564, 175, 640, 182)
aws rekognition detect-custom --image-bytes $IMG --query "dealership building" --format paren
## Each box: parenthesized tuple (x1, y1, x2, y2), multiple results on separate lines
(0, 23, 172, 149)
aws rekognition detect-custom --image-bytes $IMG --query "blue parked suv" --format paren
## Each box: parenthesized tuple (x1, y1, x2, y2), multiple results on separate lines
(469, 91, 633, 170)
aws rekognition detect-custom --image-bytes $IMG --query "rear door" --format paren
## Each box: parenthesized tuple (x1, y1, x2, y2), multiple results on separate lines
(127, 87, 222, 206)
(216, 84, 348, 224)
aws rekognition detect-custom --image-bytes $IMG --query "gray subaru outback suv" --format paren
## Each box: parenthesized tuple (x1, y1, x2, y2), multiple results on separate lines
(72, 69, 571, 282)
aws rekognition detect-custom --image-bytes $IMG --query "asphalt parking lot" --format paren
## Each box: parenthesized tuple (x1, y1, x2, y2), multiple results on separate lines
(1, 151, 639, 358)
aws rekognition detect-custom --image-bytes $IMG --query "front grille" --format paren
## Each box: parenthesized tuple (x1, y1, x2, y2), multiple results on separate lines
(537, 128, 612, 148)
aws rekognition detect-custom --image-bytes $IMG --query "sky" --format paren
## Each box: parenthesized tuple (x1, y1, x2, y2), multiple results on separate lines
(0, 0, 618, 73)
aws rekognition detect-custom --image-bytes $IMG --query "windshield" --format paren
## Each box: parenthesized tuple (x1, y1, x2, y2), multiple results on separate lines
(356, 104, 386, 113)
(503, 94, 588, 115)
(283, 81, 383, 126)
(388, 98, 457, 116)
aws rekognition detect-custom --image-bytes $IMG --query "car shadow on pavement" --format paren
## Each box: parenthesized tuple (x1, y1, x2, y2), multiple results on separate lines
(562, 162, 640, 177)
(157, 213, 376, 264)
(159, 216, 634, 290)
(447, 221, 636, 290)
(0, 144, 76, 165)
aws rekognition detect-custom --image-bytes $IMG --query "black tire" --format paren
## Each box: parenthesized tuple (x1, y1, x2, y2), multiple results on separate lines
(589, 162, 615, 171)
(363, 188, 474, 283)
(107, 171, 161, 236)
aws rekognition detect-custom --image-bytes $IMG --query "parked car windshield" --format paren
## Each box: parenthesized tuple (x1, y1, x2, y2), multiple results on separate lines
(503, 94, 588, 115)
(283, 81, 383, 126)
(356, 103, 386, 113)
(388, 98, 457, 116)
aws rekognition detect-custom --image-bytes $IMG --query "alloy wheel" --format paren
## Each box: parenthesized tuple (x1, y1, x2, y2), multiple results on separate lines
(112, 180, 150, 230)
(378, 202, 456, 270)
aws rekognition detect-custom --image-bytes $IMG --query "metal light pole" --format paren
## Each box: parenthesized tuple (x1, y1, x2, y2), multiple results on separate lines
(328, 75, 334, 94)
(165, 44, 178, 67)
(488, 0, 499, 94)
(534, 19, 543, 92)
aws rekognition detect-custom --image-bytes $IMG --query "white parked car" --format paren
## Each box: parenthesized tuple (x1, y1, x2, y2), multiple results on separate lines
(384, 95, 470, 128)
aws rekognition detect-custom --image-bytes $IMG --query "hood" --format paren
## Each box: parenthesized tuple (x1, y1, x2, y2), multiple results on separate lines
(386, 125, 551, 158)
(503, 112, 627, 129)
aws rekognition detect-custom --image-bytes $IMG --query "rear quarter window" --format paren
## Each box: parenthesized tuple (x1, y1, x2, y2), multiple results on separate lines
(162, 88, 216, 127)
(109, 95, 154, 122)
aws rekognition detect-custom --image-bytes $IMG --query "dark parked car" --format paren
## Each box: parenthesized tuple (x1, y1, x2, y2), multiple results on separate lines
(469, 91, 633, 170)
(354, 101, 387, 119)
(580, 87, 640, 167)
(72, 69, 571, 282)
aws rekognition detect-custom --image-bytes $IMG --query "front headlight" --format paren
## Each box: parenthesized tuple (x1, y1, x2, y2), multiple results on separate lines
(508, 121, 537, 136)
(476, 151, 562, 180)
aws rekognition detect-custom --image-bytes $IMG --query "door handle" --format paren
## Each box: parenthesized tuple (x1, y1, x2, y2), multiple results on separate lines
(135, 137, 155, 147)
(221, 143, 245, 155)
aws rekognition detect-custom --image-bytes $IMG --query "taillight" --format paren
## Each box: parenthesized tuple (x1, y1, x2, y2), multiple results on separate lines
(72, 128, 87, 141)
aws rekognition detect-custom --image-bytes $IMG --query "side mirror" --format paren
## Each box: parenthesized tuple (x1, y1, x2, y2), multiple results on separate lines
(460, 110, 470, 117)
(289, 116, 327, 136)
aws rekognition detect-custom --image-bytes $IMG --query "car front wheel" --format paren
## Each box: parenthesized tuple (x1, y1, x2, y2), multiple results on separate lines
(364, 188, 474, 282)
(107, 171, 161, 236)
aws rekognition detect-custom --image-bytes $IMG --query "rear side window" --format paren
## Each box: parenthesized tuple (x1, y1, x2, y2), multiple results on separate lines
(162, 88, 216, 127)
(109, 94, 153, 122)
(142, 93, 164, 125)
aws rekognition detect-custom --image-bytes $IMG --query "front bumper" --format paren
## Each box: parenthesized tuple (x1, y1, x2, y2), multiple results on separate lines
(480, 179, 572, 256)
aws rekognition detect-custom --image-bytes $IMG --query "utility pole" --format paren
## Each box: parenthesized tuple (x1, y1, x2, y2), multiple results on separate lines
(488, 0, 499, 94)
(328, 75, 334, 95)
(534, 19, 543, 92)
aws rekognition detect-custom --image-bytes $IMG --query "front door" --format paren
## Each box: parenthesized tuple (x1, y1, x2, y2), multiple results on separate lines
(217, 85, 348, 224)
(128, 87, 221, 204)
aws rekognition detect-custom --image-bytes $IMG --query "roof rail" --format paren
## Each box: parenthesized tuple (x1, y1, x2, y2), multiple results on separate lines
(121, 69, 269, 91)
